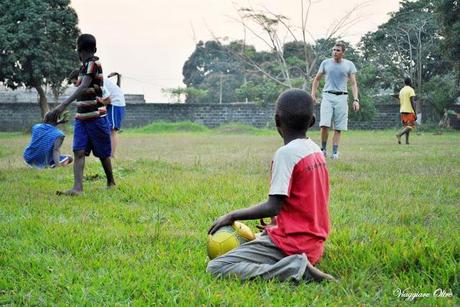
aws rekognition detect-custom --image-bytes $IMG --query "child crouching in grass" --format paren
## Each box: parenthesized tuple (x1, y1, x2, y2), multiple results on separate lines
(23, 111, 73, 169)
(207, 89, 336, 283)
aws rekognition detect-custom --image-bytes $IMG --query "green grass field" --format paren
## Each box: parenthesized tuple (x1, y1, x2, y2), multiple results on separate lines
(0, 123, 459, 305)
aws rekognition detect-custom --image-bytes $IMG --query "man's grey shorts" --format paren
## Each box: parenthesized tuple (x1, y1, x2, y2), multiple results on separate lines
(319, 92, 349, 131)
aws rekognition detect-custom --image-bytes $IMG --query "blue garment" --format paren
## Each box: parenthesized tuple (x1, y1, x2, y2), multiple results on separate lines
(107, 104, 125, 130)
(73, 117, 111, 158)
(23, 124, 65, 168)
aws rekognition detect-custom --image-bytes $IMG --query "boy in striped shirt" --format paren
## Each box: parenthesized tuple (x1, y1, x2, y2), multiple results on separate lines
(50, 34, 115, 196)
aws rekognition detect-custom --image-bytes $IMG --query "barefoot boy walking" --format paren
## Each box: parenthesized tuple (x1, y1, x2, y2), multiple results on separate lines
(51, 34, 115, 195)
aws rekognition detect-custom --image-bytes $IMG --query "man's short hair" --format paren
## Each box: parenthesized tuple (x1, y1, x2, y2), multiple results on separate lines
(77, 34, 96, 52)
(404, 77, 412, 85)
(68, 69, 80, 81)
(335, 42, 346, 52)
(276, 89, 315, 132)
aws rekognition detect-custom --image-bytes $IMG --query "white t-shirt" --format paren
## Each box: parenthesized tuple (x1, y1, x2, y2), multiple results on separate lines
(103, 77, 126, 107)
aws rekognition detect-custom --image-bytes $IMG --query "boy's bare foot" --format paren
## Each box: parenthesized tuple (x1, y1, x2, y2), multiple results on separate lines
(305, 263, 337, 282)
(56, 189, 82, 196)
(61, 158, 72, 167)
(107, 182, 116, 189)
(396, 134, 401, 144)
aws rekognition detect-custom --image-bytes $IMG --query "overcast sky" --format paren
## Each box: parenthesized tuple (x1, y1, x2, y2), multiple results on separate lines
(70, 0, 400, 102)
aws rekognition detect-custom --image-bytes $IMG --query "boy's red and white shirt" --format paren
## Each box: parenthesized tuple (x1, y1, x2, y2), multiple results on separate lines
(266, 138, 330, 265)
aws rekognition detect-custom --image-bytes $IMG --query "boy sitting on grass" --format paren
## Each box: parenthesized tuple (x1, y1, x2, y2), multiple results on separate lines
(207, 89, 335, 283)
(23, 111, 73, 169)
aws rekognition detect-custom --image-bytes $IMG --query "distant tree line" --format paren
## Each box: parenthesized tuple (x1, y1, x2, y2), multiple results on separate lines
(0, 0, 458, 119)
(177, 0, 459, 120)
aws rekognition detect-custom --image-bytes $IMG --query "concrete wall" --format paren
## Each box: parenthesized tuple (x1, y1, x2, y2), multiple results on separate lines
(0, 101, 440, 132)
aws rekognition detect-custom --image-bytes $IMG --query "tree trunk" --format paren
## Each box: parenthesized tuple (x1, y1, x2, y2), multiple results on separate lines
(34, 85, 49, 118)
(416, 49, 423, 116)
(219, 73, 223, 104)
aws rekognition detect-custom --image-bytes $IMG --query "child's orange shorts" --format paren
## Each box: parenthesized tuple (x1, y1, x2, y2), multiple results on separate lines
(401, 113, 416, 128)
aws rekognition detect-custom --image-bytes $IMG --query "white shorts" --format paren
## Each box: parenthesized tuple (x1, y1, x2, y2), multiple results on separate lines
(319, 92, 349, 131)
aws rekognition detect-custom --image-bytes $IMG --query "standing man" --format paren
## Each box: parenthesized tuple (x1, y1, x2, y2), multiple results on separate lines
(396, 77, 416, 144)
(311, 42, 360, 159)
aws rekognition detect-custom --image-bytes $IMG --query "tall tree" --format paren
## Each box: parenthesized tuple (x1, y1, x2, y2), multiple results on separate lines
(360, 0, 441, 96)
(436, 0, 460, 84)
(182, 40, 246, 103)
(227, 1, 366, 89)
(0, 0, 80, 116)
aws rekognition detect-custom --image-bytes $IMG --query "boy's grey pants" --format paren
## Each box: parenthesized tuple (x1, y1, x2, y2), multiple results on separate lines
(207, 233, 312, 282)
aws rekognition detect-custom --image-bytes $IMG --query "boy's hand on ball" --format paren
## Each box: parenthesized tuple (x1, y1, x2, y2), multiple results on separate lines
(208, 214, 234, 235)
(256, 218, 267, 230)
(256, 217, 275, 230)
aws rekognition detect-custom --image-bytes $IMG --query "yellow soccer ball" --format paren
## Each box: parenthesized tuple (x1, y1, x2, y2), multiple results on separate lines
(207, 221, 256, 260)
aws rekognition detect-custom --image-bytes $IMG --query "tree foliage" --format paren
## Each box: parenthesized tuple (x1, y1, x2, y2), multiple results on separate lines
(359, 0, 458, 115)
(0, 0, 80, 116)
(360, 0, 442, 93)
(182, 0, 367, 105)
(422, 72, 457, 115)
(436, 0, 460, 84)
(182, 39, 292, 105)
(233, 1, 366, 89)
(181, 0, 458, 120)
(182, 38, 377, 120)
(182, 40, 246, 103)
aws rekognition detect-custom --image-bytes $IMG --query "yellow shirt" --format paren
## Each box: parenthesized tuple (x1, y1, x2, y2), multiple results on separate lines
(399, 86, 416, 113)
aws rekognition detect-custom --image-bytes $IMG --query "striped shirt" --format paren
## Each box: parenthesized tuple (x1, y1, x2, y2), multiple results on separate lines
(75, 56, 106, 120)
(23, 124, 64, 168)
